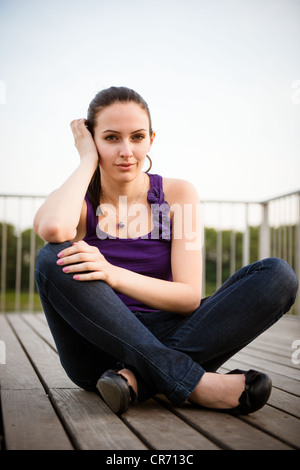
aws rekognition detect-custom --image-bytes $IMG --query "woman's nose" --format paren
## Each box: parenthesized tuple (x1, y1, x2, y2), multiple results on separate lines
(120, 139, 133, 158)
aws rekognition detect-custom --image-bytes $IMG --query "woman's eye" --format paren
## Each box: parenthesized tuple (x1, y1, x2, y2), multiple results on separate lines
(104, 134, 145, 142)
(132, 134, 145, 141)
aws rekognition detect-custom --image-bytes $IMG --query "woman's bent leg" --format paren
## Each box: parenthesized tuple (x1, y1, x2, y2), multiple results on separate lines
(38, 295, 118, 391)
(163, 257, 298, 371)
(35, 242, 204, 405)
(132, 257, 297, 410)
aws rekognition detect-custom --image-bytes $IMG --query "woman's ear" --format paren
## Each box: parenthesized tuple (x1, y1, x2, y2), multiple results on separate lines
(149, 131, 156, 149)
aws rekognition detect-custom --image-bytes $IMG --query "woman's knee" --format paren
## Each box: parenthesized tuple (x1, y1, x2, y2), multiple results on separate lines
(264, 257, 298, 311)
(268, 257, 298, 289)
(35, 241, 72, 288)
(35, 242, 72, 272)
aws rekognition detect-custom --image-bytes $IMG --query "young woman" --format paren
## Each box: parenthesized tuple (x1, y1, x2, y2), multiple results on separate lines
(34, 86, 298, 415)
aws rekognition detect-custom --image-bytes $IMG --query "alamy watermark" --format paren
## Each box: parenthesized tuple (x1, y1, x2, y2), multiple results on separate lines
(291, 80, 300, 104)
(96, 199, 202, 250)
(291, 339, 300, 365)
(0, 340, 6, 364)
(0, 80, 6, 104)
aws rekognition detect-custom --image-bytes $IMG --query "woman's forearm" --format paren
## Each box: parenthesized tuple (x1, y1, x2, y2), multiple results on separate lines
(34, 158, 96, 242)
(111, 265, 201, 315)
(55, 240, 202, 315)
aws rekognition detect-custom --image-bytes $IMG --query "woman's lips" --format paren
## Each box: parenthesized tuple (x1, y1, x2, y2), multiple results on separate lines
(116, 163, 135, 170)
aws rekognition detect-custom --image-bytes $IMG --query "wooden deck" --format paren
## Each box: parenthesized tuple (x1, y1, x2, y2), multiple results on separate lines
(0, 312, 299, 451)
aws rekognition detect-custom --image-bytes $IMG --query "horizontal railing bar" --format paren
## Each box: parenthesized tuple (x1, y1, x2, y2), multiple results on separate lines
(0, 194, 47, 199)
(260, 189, 300, 205)
(1, 189, 300, 205)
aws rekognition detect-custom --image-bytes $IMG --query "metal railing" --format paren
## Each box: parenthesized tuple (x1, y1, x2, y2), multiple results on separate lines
(0, 190, 299, 314)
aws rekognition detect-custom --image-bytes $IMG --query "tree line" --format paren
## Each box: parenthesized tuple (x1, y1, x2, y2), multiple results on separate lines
(0, 223, 44, 292)
(0, 222, 261, 294)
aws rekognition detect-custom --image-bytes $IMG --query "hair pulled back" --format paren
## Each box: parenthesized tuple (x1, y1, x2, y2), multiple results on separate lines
(86, 86, 153, 211)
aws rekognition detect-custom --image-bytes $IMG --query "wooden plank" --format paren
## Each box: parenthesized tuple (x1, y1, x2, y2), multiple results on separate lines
(0, 315, 42, 390)
(50, 388, 147, 450)
(0, 314, 73, 450)
(241, 405, 300, 449)
(7, 314, 76, 389)
(249, 317, 300, 352)
(241, 345, 297, 368)
(122, 399, 219, 450)
(155, 398, 292, 450)
(35, 312, 48, 323)
(22, 312, 57, 350)
(268, 387, 300, 418)
(1, 389, 73, 450)
(228, 351, 300, 380)
(247, 336, 296, 357)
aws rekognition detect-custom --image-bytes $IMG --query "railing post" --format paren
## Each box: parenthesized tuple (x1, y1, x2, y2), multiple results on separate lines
(15, 197, 23, 312)
(243, 203, 249, 266)
(216, 204, 222, 289)
(259, 202, 270, 260)
(295, 194, 300, 316)
(28, 222, 36, 312)
(201, 206, 206, 297)
(1, 218, 7, 312)
(230, 203, 236, 275)
(15, 228, 22, 312)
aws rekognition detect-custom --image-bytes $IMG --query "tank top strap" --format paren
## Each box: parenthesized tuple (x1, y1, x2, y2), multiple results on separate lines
(148, 173, 163, 189)
(147, 173, 166, 205)
(146, 173, 171, 240)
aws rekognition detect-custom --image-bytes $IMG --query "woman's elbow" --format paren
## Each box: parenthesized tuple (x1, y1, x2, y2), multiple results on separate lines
(179, 289, 202, 316)
(34, 217, 76, 243)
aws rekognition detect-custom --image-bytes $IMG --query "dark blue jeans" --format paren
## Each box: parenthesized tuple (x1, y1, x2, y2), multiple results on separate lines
(35, 242, 298, 405)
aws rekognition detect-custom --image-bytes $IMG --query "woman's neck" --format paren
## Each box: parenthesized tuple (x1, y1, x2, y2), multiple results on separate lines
(100, 172, 149, 207)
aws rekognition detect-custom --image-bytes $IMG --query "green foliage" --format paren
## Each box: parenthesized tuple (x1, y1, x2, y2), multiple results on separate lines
(204, 226, 259, 295)
(0, 223, 44, 310)
(0, 223, 44, 290)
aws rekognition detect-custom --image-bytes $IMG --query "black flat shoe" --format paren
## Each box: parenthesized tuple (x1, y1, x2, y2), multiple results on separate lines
(223, 369, 272, 415)
(96, 369, 137, 414)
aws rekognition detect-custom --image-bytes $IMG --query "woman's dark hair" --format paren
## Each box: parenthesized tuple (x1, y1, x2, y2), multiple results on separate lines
(86, 86, 153, 211)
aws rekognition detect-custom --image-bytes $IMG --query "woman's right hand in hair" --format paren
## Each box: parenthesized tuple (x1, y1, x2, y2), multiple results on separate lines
(70, 118, 99, 169)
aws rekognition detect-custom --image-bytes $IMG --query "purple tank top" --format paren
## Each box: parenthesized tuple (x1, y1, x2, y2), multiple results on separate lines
(83, 174, 172, 312)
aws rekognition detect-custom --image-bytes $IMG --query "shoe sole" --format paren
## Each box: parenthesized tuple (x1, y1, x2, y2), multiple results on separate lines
(97, 377, 130, 414)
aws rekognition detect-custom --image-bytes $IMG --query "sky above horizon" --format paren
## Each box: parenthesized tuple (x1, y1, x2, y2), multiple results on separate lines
(0, 0, 299, 204)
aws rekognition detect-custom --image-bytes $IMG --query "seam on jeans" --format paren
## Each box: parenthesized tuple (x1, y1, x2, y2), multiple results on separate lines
(167, 362, 205, 404)
(35, 268, 195, 398)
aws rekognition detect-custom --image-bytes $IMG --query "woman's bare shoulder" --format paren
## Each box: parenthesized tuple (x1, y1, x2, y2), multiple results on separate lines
(163, 177, 200, 204)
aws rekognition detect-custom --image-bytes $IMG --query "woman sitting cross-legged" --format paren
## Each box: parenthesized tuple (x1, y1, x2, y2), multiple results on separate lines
(34, 86, 298, 415)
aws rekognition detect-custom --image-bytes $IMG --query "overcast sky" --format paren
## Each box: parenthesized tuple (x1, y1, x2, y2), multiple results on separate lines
(0, 0, 299, 204)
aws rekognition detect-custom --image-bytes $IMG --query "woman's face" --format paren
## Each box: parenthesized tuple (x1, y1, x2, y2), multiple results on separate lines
(93, 101, 155, 182)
